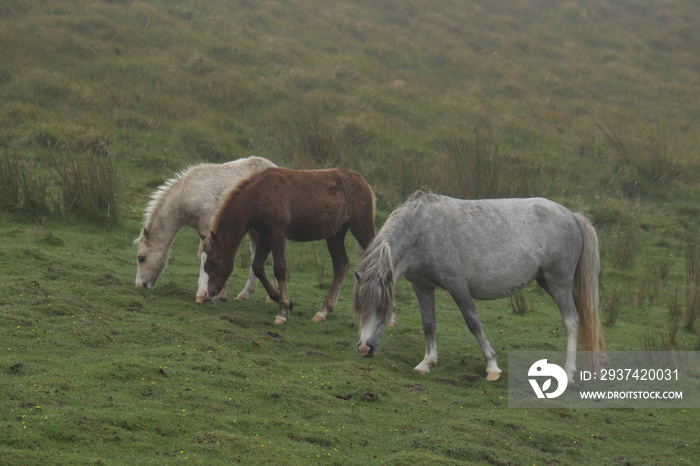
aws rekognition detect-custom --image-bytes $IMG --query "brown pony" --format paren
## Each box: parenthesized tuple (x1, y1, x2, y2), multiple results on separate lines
(200, 167, 376, 324)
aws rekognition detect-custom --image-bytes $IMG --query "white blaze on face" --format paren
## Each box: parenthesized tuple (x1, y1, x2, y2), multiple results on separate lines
(359, 312, 384, 345)
(135, 259, 150, 288)
(135, 242, 168, 289)
(197, 251, 210, 299)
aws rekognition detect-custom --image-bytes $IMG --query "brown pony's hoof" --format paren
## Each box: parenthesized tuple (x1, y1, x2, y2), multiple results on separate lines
(274, 316, 287, 324)
(266, 297, 275, 303)
(387, 321, 397, 327)
(196, 296, 205, 304)
(486, 372, 501, 381)
(235, 293, 248, 300)
(311, 315, 326, 322)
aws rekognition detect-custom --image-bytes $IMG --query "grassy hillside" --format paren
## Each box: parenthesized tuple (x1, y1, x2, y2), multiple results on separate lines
(2, 0, 699, 209)
(1, 0, 699, 463)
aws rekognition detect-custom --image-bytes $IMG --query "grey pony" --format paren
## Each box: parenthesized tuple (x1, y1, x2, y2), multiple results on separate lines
(353, 190, 607, 383)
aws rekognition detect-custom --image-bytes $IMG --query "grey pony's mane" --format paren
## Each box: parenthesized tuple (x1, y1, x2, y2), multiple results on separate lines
(352, 189, 438, 326)
(133, 167, 192, 246)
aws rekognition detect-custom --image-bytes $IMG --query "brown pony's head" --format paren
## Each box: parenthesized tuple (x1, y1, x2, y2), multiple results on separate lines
(200, 230, 234, 300)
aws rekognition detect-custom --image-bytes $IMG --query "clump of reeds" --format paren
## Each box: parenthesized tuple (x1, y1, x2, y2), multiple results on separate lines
(53, 153, 120, 226)
(1, 153, 54, 224)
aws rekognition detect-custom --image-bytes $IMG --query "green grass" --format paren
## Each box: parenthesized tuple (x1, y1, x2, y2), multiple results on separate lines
(1, 220, 698, 464)
(1, 0, 700, 463)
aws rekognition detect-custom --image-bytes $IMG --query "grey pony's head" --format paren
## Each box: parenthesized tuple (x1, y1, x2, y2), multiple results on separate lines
(353, 240, 395, 356)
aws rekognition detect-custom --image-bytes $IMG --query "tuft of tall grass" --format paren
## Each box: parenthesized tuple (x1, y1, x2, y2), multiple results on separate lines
(640, 331, 679, 352)
(0, 152, 21, 212)
(610, 224, 637, 270)
(598, 122, 685, 200)
(53, 153, 120, 226)
(18, 163, 54, 225)
(639, 287, 683, 351)
(285, 105, 343, 169)
(435, 131, 542, 200)
(602, 284, 623, 326)
(636, 257, 670, 306)
(508, 291, 530, 315)
(685, 236, 699, 332)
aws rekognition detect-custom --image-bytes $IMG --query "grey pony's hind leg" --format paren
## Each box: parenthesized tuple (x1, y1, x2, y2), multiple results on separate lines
(411, 283, 438, 374)
(443, 278, 501, 381)
(540, 270, 579, 384)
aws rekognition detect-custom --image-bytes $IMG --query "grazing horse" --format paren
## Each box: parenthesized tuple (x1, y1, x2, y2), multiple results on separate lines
(353, 190, 607, 384)
(200, 167, 376, 324)
(134, 156, 277, 302)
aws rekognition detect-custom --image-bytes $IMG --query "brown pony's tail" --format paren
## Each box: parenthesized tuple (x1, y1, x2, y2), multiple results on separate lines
(573, 213, 608, 372)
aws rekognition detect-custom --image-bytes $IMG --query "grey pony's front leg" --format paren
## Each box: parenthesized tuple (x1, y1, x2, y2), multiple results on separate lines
(411, 283, 438, 374)
(444, 277, 501, 381)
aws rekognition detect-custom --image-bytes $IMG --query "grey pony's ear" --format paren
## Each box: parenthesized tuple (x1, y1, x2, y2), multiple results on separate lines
(354, 270, 363, 282)
(142, 228, 150, 241)
(198, 231, 207, 241)
(383, 269, 393, 285)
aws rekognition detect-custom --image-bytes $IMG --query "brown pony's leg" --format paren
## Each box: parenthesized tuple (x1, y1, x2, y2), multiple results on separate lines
(241, 231, 277, 302)
(251, 238, 282, 307)
(269, 233, 293, 324)
(312, 230, 350, 322)
(350, 211, 375, 250)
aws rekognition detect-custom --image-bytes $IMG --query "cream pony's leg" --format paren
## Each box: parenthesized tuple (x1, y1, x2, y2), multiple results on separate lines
(196, 251, 208, 303)
(236, 235, 259, 300)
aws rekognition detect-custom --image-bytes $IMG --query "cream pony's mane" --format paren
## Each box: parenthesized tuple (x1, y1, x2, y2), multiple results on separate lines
(133, 167, 192, 246)
(141, 167, 191, 229)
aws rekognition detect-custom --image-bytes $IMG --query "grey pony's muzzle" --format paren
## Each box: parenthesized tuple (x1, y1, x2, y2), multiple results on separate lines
(357, 341, 374, 357)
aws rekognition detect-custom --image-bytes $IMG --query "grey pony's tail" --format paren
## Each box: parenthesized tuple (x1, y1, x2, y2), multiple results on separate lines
(573, 213, 608, 372)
